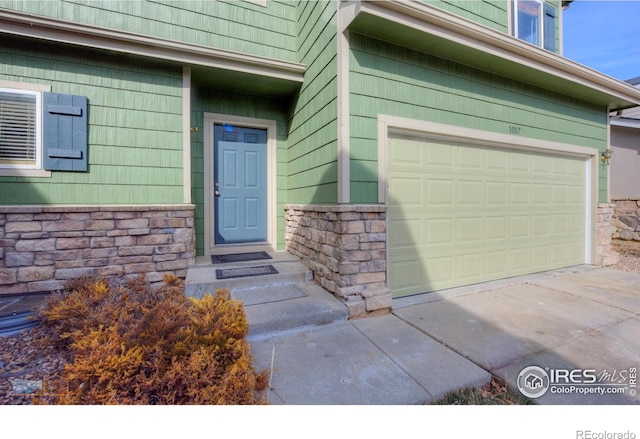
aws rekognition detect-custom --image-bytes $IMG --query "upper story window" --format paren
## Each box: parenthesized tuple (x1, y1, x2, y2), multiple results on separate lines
(511, 0, 556, 52)
(0, 88, 42, 170)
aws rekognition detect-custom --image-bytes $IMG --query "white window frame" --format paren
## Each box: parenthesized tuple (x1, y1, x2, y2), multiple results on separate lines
(511, 0, 544, 47)
(0, 81, 51, 177)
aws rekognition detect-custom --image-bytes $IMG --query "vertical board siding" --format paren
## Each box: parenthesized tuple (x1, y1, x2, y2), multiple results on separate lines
(286, 0, 338, 204)
(424, 0, 508, 32)
(190, 88, 290, 255)
(348, 33, 607, 203)
(2, 0, 298, 62)
(0, 36, 184, 204)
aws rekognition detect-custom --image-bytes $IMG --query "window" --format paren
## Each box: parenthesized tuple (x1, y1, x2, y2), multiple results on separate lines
(0, 82, 88, 175)
(0, 88, 42, 169)
(511, 0, 556, 52)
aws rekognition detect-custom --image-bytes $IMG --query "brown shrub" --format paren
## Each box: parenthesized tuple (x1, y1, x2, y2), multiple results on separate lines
(34, 274, 268, 405)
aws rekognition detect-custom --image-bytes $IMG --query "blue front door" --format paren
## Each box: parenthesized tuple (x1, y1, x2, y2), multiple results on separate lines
(214, 124, 268, 244)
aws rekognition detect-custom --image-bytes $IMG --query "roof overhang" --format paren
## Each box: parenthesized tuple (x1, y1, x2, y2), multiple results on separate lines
(342, 0, 640, 111)
(610, 118, 640, 129)
(0, 7, 305, 97)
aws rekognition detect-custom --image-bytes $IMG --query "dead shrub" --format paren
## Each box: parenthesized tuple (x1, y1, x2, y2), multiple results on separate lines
(34, 274, 268, 404)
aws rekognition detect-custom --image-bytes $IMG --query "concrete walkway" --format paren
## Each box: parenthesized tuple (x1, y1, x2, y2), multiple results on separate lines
(248, 265, 640, 405)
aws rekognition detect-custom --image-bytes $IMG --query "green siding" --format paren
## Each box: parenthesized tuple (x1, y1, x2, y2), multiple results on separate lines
(1, 0, 298, 62)
(424, 0, 508, 32)
(0, 36, 184, 205)
(348, 33, 608, 203)
(286, 0, 338, 204)
(190, 88, 291, 256)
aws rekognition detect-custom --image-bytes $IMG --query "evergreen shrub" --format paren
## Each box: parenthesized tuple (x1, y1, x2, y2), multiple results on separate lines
(35, 274, 268, 404)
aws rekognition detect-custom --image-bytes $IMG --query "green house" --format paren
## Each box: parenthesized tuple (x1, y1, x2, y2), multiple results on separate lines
(2, 1, 639, 316)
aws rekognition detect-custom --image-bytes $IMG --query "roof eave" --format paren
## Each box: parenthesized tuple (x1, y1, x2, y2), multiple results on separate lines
(0, 7, 305, 85)
(345, 0, 640, 111)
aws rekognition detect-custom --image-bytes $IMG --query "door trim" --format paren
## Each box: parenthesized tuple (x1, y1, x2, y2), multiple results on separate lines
(203, 113, 277, 256)
(377, 115, 599, 269)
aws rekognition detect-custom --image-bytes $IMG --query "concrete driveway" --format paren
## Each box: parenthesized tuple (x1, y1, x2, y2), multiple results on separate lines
(250, 265, 640, 404)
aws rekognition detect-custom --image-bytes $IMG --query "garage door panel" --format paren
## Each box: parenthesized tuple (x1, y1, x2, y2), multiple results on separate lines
(426, 218, 454, 245)
(389, 134, 587, 297)
(486, 181, 508, 205)
(458, 180, 483, 205)
(457, 253, 483, 280)
(389, 218, 421, 249)
(486, 216, 508, 240)
(458, 217, 482, 243)
(457, 145, 482, 169)
(486, 251, 508, 276)
(509, 153, 530, 172)
(427, 180, 454, 205)
(510, 183, 530, 204)
(391, 177, 422, 206)
(427, 141, 454, 166)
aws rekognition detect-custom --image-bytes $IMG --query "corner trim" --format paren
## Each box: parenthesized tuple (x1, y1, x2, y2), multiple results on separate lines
(182, 67, 192, 204)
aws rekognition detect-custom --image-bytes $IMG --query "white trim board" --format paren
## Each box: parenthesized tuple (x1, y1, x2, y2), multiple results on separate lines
(202, 113, 277, 256)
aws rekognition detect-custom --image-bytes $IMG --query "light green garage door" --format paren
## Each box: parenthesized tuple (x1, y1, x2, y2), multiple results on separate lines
(388, 133, 587, 297)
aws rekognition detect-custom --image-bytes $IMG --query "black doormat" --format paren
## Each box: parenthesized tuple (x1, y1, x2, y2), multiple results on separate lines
(211, 251, 272, 264)
(215, 265, 278, 280)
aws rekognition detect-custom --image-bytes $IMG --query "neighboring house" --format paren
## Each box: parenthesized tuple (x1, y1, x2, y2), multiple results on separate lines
(2, 1, 640, 317)
(609, 77, 640, 241)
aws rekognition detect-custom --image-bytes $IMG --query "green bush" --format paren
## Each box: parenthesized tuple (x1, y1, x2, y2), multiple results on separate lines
(35, 274, 268, 404)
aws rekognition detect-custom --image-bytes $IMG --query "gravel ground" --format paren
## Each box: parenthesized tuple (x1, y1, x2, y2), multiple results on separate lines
(0, 324, 68, 405)
(2, 244, 640, 405)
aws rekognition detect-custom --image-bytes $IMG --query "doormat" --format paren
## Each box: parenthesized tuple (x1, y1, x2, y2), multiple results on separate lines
(234, 284, 308, 306)
(211, 251, 272, 264)
(215, 265, 278, 280)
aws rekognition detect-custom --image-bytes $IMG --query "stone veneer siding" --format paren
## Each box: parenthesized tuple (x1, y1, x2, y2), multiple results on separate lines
(596, 202, 619, 266)
(611, 199, 640, 242)
(285, 204, 390, 318)
(0, 205, 195, 295)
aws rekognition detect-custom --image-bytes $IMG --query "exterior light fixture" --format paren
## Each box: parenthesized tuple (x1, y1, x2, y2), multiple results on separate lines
(601, 149, 613, 165)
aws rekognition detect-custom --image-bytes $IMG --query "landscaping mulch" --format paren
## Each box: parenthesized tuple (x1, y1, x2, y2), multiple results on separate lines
(0, 324, 68, 405)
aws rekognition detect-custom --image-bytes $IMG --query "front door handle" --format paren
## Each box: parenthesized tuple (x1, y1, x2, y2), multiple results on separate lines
(214, 191, 221, 197)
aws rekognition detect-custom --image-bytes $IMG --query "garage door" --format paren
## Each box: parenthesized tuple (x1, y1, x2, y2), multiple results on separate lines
(388, 133, 587, 297)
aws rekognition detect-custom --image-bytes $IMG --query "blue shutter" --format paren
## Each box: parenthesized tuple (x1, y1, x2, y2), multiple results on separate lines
(543, 3, 556, 52)
(43, 92, 88, 171)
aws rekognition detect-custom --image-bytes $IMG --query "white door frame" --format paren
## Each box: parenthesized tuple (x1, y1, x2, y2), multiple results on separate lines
(203, 113, 277, 256)
(377, 115, 599, 266)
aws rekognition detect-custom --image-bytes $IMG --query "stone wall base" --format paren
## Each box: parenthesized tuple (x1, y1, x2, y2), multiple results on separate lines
(597, 202, 619, 266)
(285, 204, 389, 319)
(611, 199, 640, 242)
(0, 205, 196, 295)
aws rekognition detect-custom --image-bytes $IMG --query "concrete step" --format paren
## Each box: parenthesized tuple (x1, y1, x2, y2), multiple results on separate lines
(242, 282, 348, 339)
(184, 254, 311, 298)
(184, 251, 348, 338)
